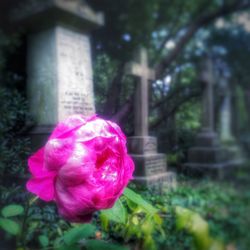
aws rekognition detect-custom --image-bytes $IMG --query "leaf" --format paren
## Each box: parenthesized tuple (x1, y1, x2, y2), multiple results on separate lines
(100, 199, 127, 224)
(85, 239, 129, 250)
(38, 235, 49, 248)
(123, 188, 158, 214)
(63, 224, 96, 246)
(175, 206, 225, 250)
(153, 213, 163, 226)
(0, 218, 20, 235)
(58, 244, 81, 250)
(99, 212, 109, 231)
(1, 204, 24, 218)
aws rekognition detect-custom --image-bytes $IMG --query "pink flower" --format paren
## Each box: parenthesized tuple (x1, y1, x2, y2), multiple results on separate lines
(26, 115, 134, 222)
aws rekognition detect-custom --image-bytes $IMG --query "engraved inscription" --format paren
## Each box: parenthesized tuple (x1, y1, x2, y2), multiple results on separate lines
(145, 156, 166, 176)
(144, 137, 157, 153)
(61, 91, 94, 115)
(57, 27, 95, 121)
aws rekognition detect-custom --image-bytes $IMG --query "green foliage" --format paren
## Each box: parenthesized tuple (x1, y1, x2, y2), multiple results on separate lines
(175, 206, 224, 250)
(62, 224, 96, 246)
(0, 204, 24, 236)
(38, 235, 49, 248)
(0, 88, 32, 191)
(101, 199, 127, 224)
(143, 175, 250, 250)
(123, 187, 158, 214)
(85, 240, 128, 250)
(0, 217, 20, 235)
(1, 204, 24, 218)
(100, 188, 164, 250)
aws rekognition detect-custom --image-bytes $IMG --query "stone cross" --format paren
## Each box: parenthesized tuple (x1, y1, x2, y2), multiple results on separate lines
(126, 48, 155, 136)
(200, 56, 215, 132)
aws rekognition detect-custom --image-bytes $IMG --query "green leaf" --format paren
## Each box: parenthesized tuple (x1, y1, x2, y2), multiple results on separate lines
(63, 224, 96, 245)
(175, 206, 225, 250)
(0, 218, 20, 235)
(123, 188, 158, 214)
(38, 235, 49, 248)
(1, 204, 24, 218)
(85, 239, 129, 250)
(58, 244, 81, 250)
(99, 212, 109, 231)
(100, 199, 127, 224)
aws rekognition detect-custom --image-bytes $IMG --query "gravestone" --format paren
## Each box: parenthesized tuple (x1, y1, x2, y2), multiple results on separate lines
(217, 64, 245, 166)
(8, 0, 104, 150)
(218, 64, 234, 143)
(184, 56, 242, 178)
(126, 48, 176, 189)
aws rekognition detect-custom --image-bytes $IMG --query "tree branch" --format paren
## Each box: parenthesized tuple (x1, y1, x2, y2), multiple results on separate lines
(150, 89, 201, 129)
(155, 0, 250, 78)
(103, 61, 126, 116)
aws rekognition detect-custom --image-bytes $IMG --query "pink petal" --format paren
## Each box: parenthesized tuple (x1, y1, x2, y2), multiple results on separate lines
(26, 172, 56, 201)
(28, 148, 45, 177)
(44, 138, 74, 171)
(49, 115, 96, 139)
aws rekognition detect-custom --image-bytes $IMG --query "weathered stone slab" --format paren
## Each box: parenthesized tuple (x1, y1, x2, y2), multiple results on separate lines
(195, 130, 220, 147)
(130, 153, 167, 177)
(134, 172, 177, 190)
(27, 26, 95, 124)
(188, 147, 227, 164)
(57, 26, 95, 120)
(10, 0, 104, 151)
(184, 160, 243, 179)
(128, 136, 157, 155)
(9, 0, 104, 31)
(27, 28, 58, 125)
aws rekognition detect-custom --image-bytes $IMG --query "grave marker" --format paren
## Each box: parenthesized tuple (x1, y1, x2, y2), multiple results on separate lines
(126, 48, 176, 189)
(8, 0, 104, 149)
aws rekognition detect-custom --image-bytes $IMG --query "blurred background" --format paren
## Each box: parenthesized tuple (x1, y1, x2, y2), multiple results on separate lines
(0, 1, 250, 250)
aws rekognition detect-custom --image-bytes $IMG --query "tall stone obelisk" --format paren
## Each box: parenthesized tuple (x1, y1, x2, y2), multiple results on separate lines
(7, 0, 104, 150)
(217, 63, 245, 166)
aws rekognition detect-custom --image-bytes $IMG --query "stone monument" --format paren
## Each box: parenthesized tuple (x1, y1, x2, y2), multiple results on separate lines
(126, 48, 176, 189)
(184, 56, 242, 178)
(8, 0, 104, 150)
(218, 64, 234, 143)
(217, 64, 244, 166)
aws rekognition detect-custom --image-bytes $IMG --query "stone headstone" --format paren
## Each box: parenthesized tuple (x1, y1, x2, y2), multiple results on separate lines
(27, 26, 95, 124)
(218, 66, 233, 143)
(7, 0, 104, 150)
(217, 63, 245, 166)
(184, 56, 243, 178)
(126, 48, 176, 190)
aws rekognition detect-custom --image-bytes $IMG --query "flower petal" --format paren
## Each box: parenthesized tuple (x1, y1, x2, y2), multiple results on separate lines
(26, 172, 56, 201)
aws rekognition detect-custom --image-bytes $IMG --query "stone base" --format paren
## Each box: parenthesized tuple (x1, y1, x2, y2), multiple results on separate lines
(195, 130, 220, 147)
(130, 153, 167, 176)
(130, 153, 176, 190)
(225, 145, 245, 162)
(133, 171, 177, 190)
(128, 136, 157, 154)
(188, 146, 227, 163)
(184, 130, 244, 178)
(184, 160, 243, 179)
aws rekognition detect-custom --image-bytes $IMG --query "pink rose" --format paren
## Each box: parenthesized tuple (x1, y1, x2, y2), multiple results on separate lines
(26, 115, 134, 222)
